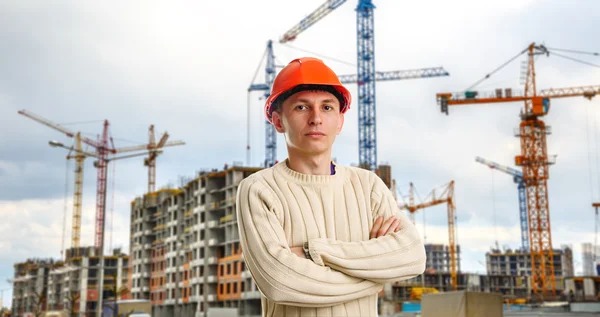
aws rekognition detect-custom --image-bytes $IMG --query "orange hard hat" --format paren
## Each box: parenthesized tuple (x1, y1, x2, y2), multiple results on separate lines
(264, 57, 352, 123)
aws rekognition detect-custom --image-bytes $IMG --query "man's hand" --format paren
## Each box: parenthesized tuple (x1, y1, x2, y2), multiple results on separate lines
(370, 216, 400, 239)
(290, 216, 401, 257)
(290, 247, 305, 258)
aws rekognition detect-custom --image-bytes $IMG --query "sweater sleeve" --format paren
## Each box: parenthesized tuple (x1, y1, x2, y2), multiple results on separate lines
(236, 177, 383, 307)
(307, 173, 426, 284)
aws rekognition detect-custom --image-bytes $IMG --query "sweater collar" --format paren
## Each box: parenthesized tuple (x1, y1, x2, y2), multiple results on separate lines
(274, 159, 343, 185)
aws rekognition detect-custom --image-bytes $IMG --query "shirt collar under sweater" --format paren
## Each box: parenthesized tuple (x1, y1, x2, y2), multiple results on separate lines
(275, 159, 343, 186)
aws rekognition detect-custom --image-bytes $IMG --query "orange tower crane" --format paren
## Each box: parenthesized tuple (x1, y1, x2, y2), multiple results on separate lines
(398, 181, 457, 290)
(436, 43, 600, 296)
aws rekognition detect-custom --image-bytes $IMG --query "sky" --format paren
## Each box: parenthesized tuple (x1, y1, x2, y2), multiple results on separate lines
(1, 0, 599, 308)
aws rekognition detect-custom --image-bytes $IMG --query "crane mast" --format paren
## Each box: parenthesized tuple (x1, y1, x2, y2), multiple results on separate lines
(437, 42, 600, 296)
(277, 0, 448, 170)
(399, 181, 458, 290)
(475, 156, 529, 252)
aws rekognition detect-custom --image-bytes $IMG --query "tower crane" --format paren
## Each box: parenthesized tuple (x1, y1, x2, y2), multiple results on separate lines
(67, 132, 86, 253)
(436, 43, 600, 296)
(18, 111, 101, 253)
(593, 202, 600, 271)
(18, 110, 184, 249)
(249, 39, 449, 167)
(279, 0, 451, 170)
(114, 125, 185, 193)
(475, 156, 529, 252)
(398, 181, 458, 290)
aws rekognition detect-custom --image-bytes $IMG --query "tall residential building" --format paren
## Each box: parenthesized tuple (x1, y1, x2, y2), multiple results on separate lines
(581, 243, 599, 276)
(485, 247, 572, 281)
(129, 166, 262, 317)
(11, 247, 130, 317)
(561, 245, 574, 278)
(47, 247, 130, 315)
(424, 243, 461, 274)
(11, 258, 54, 316)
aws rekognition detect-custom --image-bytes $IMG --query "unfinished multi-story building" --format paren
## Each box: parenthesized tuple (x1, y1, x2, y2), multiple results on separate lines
(46, 247, 130, 316)
(11, 247, 130, 317)
(11, 258, 54, 316)
(129, 166, 262, 317)
(485, 246, 573, 284)
(582, 242, 598, 276)
(388, 272, 532, 307)
(561, 244, 574, 278)
(424, 243, 461, 273)
(129, 163, 440, 317)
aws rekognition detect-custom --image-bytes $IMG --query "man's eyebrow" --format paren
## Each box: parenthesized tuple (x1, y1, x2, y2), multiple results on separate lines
(293, 98, 338, 104)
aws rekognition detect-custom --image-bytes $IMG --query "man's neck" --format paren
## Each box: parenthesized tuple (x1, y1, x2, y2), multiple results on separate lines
(286, 150, 332, 176)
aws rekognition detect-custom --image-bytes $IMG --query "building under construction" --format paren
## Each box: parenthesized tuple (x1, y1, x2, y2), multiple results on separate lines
(11, 247, 130, 317)
(424, 243, 462, 274)
(486, 246, 573, 279)
(11, 258, 55, 315)
(129, 165, 262, 317)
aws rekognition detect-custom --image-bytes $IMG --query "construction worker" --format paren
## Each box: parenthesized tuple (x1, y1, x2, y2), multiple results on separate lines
(236, 57, 426, 317)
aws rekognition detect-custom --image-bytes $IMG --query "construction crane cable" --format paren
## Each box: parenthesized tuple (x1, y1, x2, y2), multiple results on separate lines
(491, 170, 499, 250)
(546, 47, 599, 56)
(109, 160, 116, 253)
(280, 43, 356, 68)
(250, 46, 268, 86)
(413, 186, 424, 205)
(595, 207, 598, 262)
(422, 207, 427, 244)
(412, 186, 426, 242)
(246, 92, 252, 166)
(274, 57, 285, 69)
(465, 48, 528, 91)
(586, 105, 596, 202)
(549, 51, 600, 69)
(61, 158, 71, 258)
(595, 114, 600, 202)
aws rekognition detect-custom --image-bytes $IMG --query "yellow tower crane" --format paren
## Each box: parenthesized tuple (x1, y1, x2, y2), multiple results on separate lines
(398, 181, 458, 290)
(67, 132, 86, 251)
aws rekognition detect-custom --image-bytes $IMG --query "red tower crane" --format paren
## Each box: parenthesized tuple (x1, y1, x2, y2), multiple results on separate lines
(18, 111, 184, 249)
(436, 43, 600, 296)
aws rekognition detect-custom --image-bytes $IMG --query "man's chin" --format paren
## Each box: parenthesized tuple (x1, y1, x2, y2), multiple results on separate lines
(293, 144, 329, 156)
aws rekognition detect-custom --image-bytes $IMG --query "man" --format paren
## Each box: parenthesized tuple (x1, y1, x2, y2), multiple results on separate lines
(236, 57, 425, 317)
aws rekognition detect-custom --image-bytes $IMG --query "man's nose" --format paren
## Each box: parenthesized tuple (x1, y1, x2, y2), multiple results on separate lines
(309, 108, 323, 125)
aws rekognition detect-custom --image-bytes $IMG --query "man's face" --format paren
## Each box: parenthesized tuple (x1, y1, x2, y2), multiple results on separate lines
(271, 90, 345, 156)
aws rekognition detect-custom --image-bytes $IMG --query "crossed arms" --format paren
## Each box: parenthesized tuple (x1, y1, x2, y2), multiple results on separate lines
(236, 175, 426, 307)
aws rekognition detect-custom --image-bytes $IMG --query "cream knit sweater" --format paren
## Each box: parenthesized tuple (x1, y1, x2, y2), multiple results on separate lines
(236, 160, 426, 317)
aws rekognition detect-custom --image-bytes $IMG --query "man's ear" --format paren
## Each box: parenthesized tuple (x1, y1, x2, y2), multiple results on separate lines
(271, 111, 286, 133)
(337, 113, 345, 135)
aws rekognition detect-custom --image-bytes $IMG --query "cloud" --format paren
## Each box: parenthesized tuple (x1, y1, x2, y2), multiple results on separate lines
(1, 0, 599, 308)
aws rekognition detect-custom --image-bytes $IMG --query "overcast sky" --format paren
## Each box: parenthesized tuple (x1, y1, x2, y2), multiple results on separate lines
(1, 0, 599, 308)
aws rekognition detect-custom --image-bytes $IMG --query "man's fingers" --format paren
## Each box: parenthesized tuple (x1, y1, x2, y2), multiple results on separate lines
(376, 217, 397, 238)
(388, 219, 400, 234)
(383, 219, 400, 236)
(370, 216, 384, 239)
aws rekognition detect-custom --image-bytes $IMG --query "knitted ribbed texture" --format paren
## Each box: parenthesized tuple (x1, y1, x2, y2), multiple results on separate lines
(236, 160, 426, 317)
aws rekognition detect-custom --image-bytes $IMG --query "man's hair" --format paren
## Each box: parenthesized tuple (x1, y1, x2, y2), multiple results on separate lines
(271, 84, 345, 114)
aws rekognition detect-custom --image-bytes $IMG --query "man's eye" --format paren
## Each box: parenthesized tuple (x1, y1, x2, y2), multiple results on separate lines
(296, 105, 307, 110)
(324, 105, 333, 111)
